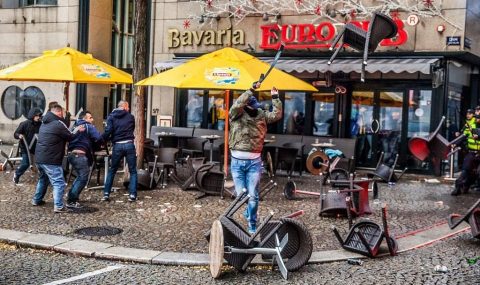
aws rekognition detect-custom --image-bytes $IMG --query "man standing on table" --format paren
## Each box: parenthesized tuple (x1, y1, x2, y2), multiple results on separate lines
(32, 104, 84, 213)
(102, 100, 137, 202)
(229, 82, 282, 234)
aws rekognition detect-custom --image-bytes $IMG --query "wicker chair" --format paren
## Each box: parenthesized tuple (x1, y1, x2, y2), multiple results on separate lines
(207, 191, 312, 279)
(332, 205, 398, 257)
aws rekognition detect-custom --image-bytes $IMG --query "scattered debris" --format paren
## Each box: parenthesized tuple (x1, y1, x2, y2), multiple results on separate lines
(347, 259, 363, 265)
(434, 265, 448, 273)
(424, 178, 441, 184)
(194, 204, 202, 208)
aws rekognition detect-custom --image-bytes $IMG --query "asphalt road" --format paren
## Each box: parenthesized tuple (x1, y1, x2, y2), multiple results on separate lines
(2, 232, 480, 285)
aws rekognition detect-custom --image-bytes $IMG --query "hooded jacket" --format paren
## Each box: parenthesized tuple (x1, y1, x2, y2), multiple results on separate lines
(229, 90, 282, 153)
(68, 119, 103, 165)
(35, 111, 74, 165)
(14, 108, 42, 154)
(103, 108, 135, 143)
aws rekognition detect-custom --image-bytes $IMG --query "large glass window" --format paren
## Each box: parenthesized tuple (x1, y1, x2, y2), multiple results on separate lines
(1, 86, 22, 120)
(407, 90, 432, 138)
(186, 90, 203, 128)
(283, 92, 305, 134)
(312, 92, 335, 136)
(20, 86, 46, 118)
(20, 0, 57, 6)
(207, 91, 226, 130)
(1, 85, 45, 120)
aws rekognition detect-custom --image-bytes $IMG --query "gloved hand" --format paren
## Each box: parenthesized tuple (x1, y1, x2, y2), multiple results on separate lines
(271, 86, 279, 99)
(249, 81, 261, 92)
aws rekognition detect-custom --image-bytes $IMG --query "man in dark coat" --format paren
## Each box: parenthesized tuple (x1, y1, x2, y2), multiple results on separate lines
(13, 108, 43, 184)
(65, 111, 103, 208)
(102, 100, 137, 202)
(32, 104, 83, 213)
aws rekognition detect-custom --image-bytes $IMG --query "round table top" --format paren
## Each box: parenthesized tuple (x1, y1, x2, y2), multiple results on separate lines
(311, 142, 335, 148)
(201, 135, 221, 139)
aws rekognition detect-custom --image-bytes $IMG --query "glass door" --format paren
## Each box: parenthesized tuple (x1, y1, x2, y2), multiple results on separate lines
(351, 90, 404, 168)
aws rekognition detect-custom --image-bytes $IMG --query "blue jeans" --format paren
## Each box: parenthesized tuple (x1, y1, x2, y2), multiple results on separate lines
(15, 151, 30, 178)
(104, 143, 137, 197)
(67, 153, 90, 203)
(33, 163, 65, 209)
(231, 156, 262, 230)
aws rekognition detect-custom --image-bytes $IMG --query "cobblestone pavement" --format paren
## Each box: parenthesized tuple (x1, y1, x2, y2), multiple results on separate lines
(1, 144, 479, 254)
(2, 232, 480, 284)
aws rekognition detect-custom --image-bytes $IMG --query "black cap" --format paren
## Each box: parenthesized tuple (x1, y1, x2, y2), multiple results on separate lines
(467, 109, 475, 114)
(476, 106, 480, 110)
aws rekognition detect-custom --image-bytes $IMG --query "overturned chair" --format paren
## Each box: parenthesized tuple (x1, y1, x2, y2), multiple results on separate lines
(409, 116, 465, 176)
(208, 190, 313, 280)
(367, 152, 407, 199)
(170, 158, 226, 199)
(332, 204, 398, 258)
(319, 174, 373, 217)
(448, 198, 480, 239)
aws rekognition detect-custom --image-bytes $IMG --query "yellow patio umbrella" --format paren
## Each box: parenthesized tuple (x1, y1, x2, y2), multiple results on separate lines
(136, 47, 317, 174)
(0, 47, 133, 110)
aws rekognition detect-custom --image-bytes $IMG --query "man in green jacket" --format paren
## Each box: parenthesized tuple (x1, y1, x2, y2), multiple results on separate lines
(229, 82, 282, 234)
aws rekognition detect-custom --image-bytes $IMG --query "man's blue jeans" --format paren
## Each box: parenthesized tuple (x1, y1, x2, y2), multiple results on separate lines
(33, 163, 65, 209)
(104, 143, 137, 198)
(15, 151, 30, 178)
(67, 153, 90, 203)
(231, 156, 262, 231)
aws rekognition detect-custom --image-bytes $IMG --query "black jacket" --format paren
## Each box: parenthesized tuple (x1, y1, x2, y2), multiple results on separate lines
(14, 108, 42, 154)
(103, 109, 135, 143)
(35, 112, 74, 165)
(68, 119, 103, 165)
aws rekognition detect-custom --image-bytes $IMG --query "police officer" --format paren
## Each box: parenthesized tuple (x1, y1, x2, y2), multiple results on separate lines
(452, 110, 480, 195)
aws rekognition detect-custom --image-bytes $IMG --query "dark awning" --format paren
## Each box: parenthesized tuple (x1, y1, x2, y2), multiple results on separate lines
(154, 57, 438, 75)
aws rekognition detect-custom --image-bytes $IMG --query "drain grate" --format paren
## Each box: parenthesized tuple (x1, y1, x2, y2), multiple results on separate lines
(70, 206, 99, 214)
(74, 226, 123, 236)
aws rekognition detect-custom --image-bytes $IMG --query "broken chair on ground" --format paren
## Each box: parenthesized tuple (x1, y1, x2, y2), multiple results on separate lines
(332, 203, 398, 258)
(207, 190, 313, 280)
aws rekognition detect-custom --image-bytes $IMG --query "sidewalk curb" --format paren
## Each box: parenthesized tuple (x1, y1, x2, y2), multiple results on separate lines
(0, 222, 471, 267)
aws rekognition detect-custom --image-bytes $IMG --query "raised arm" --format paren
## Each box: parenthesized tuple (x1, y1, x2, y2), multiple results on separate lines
(264, 87, 283, 124)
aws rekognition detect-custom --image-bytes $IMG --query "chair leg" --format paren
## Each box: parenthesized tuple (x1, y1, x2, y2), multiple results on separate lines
(329, 27, 345, 52)
(328, 42, 343, 65)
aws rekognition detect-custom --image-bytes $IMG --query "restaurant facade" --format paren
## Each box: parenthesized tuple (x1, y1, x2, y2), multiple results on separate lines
(1, 0, 480, 174)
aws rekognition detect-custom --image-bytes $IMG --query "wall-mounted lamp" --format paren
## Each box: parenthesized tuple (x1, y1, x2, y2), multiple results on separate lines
(199, 14, 221, 23)
(262, 13, 281, 22)
(436, 24, 445, 33)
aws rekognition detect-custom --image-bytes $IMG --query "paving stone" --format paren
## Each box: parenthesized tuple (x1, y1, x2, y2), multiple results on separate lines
(152, 252, 209, 265)
(16, 233, 73, 249)
(95, 246, 161, 263)
(0, 228, 30, 243)
(53, 238, 113, 257)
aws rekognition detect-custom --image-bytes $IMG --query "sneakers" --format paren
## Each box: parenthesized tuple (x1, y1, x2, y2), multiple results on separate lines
(128, 195, 137, 202)
(54, 207, 71, 213)
(248, 226, 256, 235)
(13, 174, 19, 184)
(31, 200, 45, 206)
(65, 202, 83, 209)
(101, 195, 110, 202)
(451, 187, 462, 196)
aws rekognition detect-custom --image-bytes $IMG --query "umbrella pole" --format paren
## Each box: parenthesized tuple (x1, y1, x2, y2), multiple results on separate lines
(63, 81, 70, 111)
(224, 90, 230, 176)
